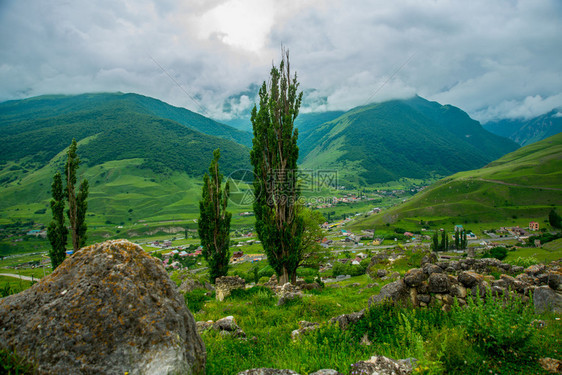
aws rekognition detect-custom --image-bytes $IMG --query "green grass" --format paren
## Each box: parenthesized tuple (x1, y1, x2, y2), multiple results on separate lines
(543, 238, 562, 252)
(194, 279, 560, 374)
(0, 276, 34, 296)
(505, 246, 562, 264)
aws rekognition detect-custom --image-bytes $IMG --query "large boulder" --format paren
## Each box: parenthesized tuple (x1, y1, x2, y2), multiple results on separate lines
(0, 239, 206, 375)
(534, 286, 562, 314)
(458, 271, 484, 288)
(404, 268, 426, 288)
(428, 273, 450, 293)
(369, 280, 410, 307)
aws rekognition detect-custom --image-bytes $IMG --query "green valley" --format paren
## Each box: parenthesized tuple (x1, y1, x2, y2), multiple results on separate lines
(351, 132, 562, 230)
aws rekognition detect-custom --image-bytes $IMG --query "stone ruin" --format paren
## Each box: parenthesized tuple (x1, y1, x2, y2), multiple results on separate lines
(369, 256, 562, 313)
(215, 275, 246, 301)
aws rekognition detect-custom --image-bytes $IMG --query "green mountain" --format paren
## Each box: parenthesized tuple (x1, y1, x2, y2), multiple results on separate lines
(0, 92, 252, 147)
(352, 132, 562, 228)
(0, 93, 251, 227)
(299, 96, 519, 185)
(483, 109, 562, 146)
(0, 93, 250, 174)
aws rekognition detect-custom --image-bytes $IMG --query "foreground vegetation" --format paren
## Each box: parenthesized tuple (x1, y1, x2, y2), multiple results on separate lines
(187, 271, 561, 374)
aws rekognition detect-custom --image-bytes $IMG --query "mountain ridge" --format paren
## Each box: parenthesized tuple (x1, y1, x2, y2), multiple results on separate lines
(299, 96, 519, 185)
(483, 109, 562, 146)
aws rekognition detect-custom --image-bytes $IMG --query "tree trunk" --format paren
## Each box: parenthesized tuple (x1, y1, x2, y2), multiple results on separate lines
(67, 174, 79, 252)
(279, 267, 290, 285)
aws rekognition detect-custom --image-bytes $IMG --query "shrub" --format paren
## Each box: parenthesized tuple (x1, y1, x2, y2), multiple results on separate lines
(482, 246, 507, 261)
(0, 348, 36, 374)
(452, 288, 536, 357)
(508, 256, 539, 268)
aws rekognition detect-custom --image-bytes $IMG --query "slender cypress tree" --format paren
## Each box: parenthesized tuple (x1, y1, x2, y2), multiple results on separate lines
(76, 179, 89, 248)
(250, 49, 304, 285)
(454, 230, 460, 249)
(549, 209, 562, 229)
(198, 148, 231, 283)
(65, 138, 88, 251)
(47, 172, 68, 269)
(432, 231, 439, 251)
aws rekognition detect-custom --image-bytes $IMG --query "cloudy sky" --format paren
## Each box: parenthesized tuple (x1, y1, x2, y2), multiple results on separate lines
(1, 0, 561, 123)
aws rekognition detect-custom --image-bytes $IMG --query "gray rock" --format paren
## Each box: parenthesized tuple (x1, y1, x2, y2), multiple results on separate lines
(238, 369, 299, 375)
(420, 252, 438, 266)
(309, 370, 343, 375)
(196, 320, 213, 334)
(330, 310, 365, 330)
(377, 269, 389, 278)
(458, 271, 484, 288)
(404, 268, 426, 287)
(178, 278, 215, 293)
(291, 321, 320, 340)
(428, 273, 450, 293)
(277, 293, 302, 306)
(0, 239, 206, 375)
(534, 286, 562, 314)
(369, 280, 410, 307)
(417, 294, 431, 304)
(423, 263, 443, 276)
(526, 264, 546, 276)
(350, 355, 414, 375)
(548, 272, 562, 291)
(212, 316, 246, 339)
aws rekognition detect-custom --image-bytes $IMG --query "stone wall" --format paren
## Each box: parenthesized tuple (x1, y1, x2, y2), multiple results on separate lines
(215, 275, 246, 301)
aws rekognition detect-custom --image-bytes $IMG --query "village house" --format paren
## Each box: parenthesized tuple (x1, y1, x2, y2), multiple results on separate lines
(529, 221, 539, 231)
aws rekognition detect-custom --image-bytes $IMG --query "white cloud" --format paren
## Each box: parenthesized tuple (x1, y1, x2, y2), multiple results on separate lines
(0, 0, 561, 121)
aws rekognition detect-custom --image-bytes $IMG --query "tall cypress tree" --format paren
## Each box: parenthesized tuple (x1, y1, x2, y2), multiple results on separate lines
(47, 172, 68, 269)
(250, 49, 304, 285)
(65, 138, 88, 251)
(198, 149, 231, 283)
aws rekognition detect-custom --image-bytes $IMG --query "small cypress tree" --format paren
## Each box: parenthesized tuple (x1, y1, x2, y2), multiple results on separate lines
(454, 231, 460, 249)
(432, 231, 439, 251)
(549, 209, 562, 229)
(47, 172, 68, 269)
(198, 149, 231, 283)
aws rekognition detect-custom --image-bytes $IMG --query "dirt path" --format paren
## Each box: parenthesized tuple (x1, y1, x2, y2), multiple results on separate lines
(474, 178, 562, 191)
(0, 273, 40, 281)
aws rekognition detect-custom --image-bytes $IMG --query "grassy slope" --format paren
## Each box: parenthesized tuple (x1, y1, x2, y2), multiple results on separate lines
(300, 96, 518, 186)
(351, 132, 562, 229)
